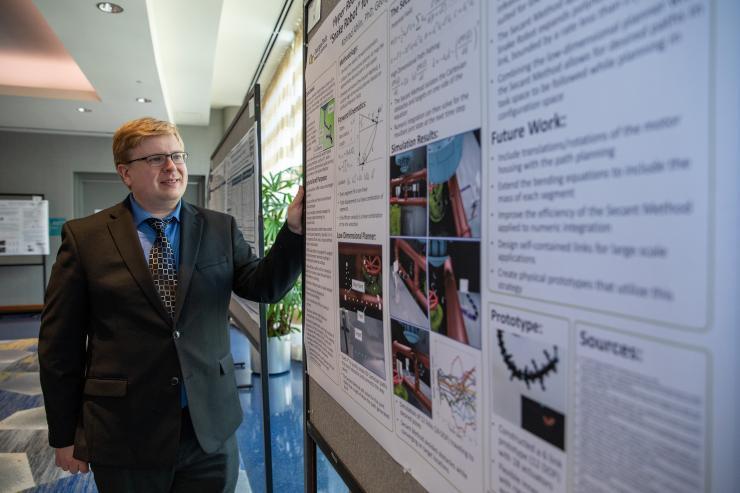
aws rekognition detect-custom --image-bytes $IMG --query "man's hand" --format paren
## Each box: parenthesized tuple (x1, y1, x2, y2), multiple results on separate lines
(55, 445, 89, 474)
(287, 185, 304, 235)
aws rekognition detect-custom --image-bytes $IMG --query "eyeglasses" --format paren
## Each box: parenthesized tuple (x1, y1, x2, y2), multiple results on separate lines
(122, 152, 188, 167)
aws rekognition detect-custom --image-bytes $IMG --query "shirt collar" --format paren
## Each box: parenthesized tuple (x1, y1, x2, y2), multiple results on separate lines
(129, 193, 181, 227)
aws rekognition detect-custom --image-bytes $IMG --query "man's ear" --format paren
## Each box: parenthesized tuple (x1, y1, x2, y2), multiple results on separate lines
(116, 164, 132, 189)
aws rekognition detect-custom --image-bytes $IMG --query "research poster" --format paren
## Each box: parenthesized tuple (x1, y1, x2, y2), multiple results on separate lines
(304, 1, 738, 492)
(0, 199, 49, 255)
(224, 125, 261, 321)
(207, 160, 227, 213)
(226, 125, 259, 248)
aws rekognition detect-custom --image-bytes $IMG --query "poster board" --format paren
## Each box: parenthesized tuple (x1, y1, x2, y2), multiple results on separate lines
(0, 198, 49, 255)
(302, 0, 740, 492)
(210, 88, 263, 337)
(0, 194, 49, 309)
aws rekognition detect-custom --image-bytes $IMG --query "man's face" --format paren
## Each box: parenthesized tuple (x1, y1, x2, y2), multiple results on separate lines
(116, 134, 188, 212)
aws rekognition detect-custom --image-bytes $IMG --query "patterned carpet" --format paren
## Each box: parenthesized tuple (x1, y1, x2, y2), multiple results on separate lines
(0, 317, 344, 493)
(0, 337, 96, 493)
(0, 334, 250, 493)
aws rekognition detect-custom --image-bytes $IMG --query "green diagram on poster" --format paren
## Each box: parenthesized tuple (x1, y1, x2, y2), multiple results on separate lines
(320, 98, 335, 150)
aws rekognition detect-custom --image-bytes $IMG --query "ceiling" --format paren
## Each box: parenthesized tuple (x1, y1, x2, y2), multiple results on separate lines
(0, 0, 296, 135)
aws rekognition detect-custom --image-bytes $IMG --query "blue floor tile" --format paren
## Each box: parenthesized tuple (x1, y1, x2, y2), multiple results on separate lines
(236, 359, 347, 493)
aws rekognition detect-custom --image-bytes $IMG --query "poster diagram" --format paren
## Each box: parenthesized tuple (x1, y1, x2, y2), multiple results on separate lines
(489, 306, 569, 493)
(428, 130, 481, 238)
(433, 339, 479, 445)
(338, 104, 384, 184)
(497, 330, 560, 392)
(390, 238, 428, 327)
(338, 242, 385, 380)
(428, 239, 481, 349)
(320, 99, 335, 150)
(355, 106, 383, 167)
(493, 331, 566, 450)
(391, 319, 432, 418)
(437, 356, 477, 438)
(389, 147, 427, 237)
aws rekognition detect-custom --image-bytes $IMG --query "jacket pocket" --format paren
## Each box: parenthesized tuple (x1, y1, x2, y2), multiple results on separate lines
(83, 378, 127, 397)
(219, 353, 234, 375)
(196, 255, 228, 271)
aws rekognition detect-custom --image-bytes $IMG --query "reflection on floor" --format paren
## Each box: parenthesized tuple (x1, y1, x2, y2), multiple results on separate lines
(0, 314, 347, 493)
(238, 360, 348, 493)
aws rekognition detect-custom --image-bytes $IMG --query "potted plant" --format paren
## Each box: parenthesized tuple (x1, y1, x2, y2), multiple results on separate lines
(259, 167, 302, 374)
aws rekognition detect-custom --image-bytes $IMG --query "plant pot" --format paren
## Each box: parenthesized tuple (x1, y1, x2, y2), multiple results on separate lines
(269, 371, 293, 413)
(290, 324, 303, 361)
(251, 335, 291, 375)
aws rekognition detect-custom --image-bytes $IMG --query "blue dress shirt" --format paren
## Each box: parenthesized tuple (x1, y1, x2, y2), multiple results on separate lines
(129, 194, 188, 407)
(129, 194, 181, 267)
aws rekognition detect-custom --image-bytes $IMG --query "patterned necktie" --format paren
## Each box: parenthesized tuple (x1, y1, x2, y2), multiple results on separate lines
(146, 217, 178, 319)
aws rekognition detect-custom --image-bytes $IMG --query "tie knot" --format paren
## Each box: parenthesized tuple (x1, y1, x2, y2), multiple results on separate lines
(146, 217, 174, 236)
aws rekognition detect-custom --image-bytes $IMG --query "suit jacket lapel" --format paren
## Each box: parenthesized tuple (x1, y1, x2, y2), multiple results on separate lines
(107, 200, 172, 325)
(174, 202, 203, 325)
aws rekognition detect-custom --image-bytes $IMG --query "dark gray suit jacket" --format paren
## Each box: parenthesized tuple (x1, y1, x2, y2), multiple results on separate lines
(38, 198, 302, 466)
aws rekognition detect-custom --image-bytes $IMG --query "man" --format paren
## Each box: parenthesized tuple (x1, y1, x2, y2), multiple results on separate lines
(38, 117, 303, 492)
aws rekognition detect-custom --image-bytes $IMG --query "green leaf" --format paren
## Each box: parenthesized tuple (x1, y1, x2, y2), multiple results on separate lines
(262, 166, 303, 337)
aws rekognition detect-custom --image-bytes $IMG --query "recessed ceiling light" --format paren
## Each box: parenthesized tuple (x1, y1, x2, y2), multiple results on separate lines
(97, 2, 123, 14)
(77, 107, 92, 113)
(135, 97, 152, 103)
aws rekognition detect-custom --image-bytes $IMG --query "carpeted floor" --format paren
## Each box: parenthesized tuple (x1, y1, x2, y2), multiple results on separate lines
(0, 315, 346, 493)
(0, 318, 251, 493)
(0, 336, 94, 493)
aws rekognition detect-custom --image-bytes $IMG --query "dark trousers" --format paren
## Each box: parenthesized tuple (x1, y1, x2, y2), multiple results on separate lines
(91, 409, 239, 493)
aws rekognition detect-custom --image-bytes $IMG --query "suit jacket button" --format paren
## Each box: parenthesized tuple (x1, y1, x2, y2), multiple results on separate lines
(170, 377, 180, 386)
(173, 330, 181, 339)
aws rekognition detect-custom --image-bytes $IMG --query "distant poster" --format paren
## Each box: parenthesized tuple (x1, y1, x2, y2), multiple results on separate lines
(0, 199, 49, 255)
(225, 124, 260, 321)
(226, 125, 259, 248)
(208, 160, 227, 213)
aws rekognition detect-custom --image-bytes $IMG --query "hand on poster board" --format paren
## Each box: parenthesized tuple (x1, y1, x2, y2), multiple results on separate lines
(287, 185, 304, 235)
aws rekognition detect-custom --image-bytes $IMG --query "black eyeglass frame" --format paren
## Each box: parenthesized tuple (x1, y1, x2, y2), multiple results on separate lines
(121, 151, 189, 166)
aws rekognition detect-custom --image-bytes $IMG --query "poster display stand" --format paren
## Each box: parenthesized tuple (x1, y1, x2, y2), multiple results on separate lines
(0, 193, 49, 311)
(302, 0, 740, 492)
(209, 86, 275, 491)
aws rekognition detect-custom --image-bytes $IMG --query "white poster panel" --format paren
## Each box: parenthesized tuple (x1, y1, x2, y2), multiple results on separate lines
(226, 125, 260, 321)
(484, 1, 734, 492)
(305, 21, 340, 383)
(573, 325, 707, 493)
(486, 0, 709, 329)
(305, 0, 486, 491)
(226, 126, 259, 247)
(0, 199, 49, 255)
(489, 305, 568, 493)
